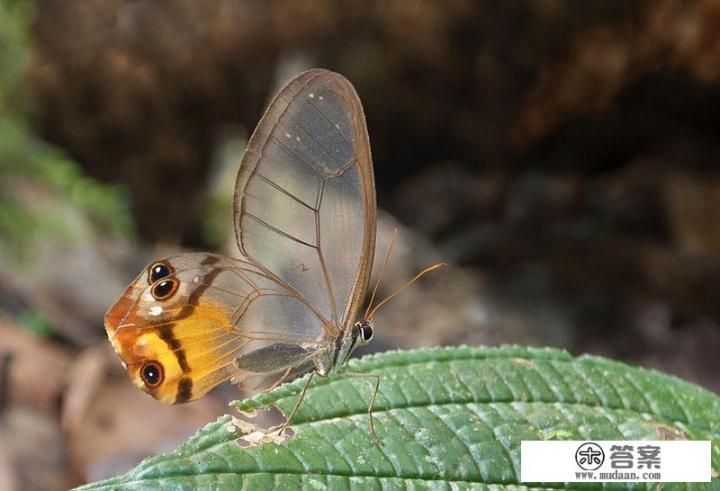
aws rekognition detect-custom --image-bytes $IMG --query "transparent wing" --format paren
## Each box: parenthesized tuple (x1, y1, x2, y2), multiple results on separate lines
(233, 69, 376, 326)
(105, 253, 325, 403)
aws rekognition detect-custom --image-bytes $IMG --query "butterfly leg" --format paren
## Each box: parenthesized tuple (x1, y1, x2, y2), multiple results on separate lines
(266, 365, 295, 392)
(342, 371, 382, 445)
(277, 371, 316, 436)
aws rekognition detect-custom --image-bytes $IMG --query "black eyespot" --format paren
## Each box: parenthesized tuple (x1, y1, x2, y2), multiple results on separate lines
(361, 325, 373, 342)
(140, 361, 164, 387)
(148, 261, 173, 284)
(151, 279, 179, 300)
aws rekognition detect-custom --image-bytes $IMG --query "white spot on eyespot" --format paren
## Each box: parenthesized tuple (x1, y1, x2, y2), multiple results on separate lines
(285, 132, 291, 138)
(309, 93, 314, 98)
(295, 136, 300, 141)
(193, 275, 200, 283)
(149, 305, 163, 317)
(318, 95, 323, 100)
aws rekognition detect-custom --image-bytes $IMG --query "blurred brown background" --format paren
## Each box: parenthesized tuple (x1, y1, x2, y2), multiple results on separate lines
(1, 0, 719, 488)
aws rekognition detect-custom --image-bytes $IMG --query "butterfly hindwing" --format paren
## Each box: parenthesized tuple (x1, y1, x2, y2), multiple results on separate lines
(105, 253, 324, 403)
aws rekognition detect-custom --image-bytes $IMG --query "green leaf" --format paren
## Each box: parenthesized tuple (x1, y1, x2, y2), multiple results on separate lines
(79, 346, 720, 490)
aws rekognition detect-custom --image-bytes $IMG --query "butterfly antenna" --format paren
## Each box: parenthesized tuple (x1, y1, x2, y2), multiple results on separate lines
(367, 262, 447, 320)
(364, 228, 398, 319)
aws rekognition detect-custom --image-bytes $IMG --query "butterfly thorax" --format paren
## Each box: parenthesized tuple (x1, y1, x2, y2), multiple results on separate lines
(316, 319, 374, 376)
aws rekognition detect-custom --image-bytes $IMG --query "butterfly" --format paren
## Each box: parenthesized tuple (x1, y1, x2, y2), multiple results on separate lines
(105, 68, 443, 438)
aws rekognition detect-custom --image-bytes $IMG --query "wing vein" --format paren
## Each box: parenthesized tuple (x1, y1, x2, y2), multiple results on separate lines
(253, 173, 317, 212)
(313, 179, 338, 322)
(294, 121, 346, 171)
(270, 134, 324, 178)
(226, 266, 262, 291)
(244, 212, 317, 249)
(306, 95, 352, 146)
(327, 157, 357, 179)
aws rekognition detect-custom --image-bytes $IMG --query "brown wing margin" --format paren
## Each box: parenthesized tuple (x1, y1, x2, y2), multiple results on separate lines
(233, 68, 376, 327)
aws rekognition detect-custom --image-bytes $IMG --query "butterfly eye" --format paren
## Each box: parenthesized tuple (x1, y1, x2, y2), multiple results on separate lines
(140, 361, 164, 387)
(358, 324, 373, 343)
(151, 279, 179, 300)
(148, 262, 173, 284)
(361, 325, 373, 342)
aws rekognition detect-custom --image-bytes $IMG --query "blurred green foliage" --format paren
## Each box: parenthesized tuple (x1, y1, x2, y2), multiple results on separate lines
(0, 0, 133, 259)
(18, 309, 52, 337)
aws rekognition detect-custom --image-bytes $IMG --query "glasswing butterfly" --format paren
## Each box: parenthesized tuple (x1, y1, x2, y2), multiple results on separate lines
(105, 68, 443, 439)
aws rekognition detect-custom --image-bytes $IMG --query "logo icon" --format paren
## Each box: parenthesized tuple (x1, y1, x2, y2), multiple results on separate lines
(575, 442, 605, 471)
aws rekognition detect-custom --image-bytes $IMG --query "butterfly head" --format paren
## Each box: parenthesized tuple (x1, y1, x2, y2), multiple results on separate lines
(105, 253, 235, 404)
(353, 319, 374, 346)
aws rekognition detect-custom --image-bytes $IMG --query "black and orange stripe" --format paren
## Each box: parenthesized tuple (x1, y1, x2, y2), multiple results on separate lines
(151, 255, 223, 403)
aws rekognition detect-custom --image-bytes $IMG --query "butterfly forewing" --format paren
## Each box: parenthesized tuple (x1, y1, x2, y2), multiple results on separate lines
(234, 69, 376, 327)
